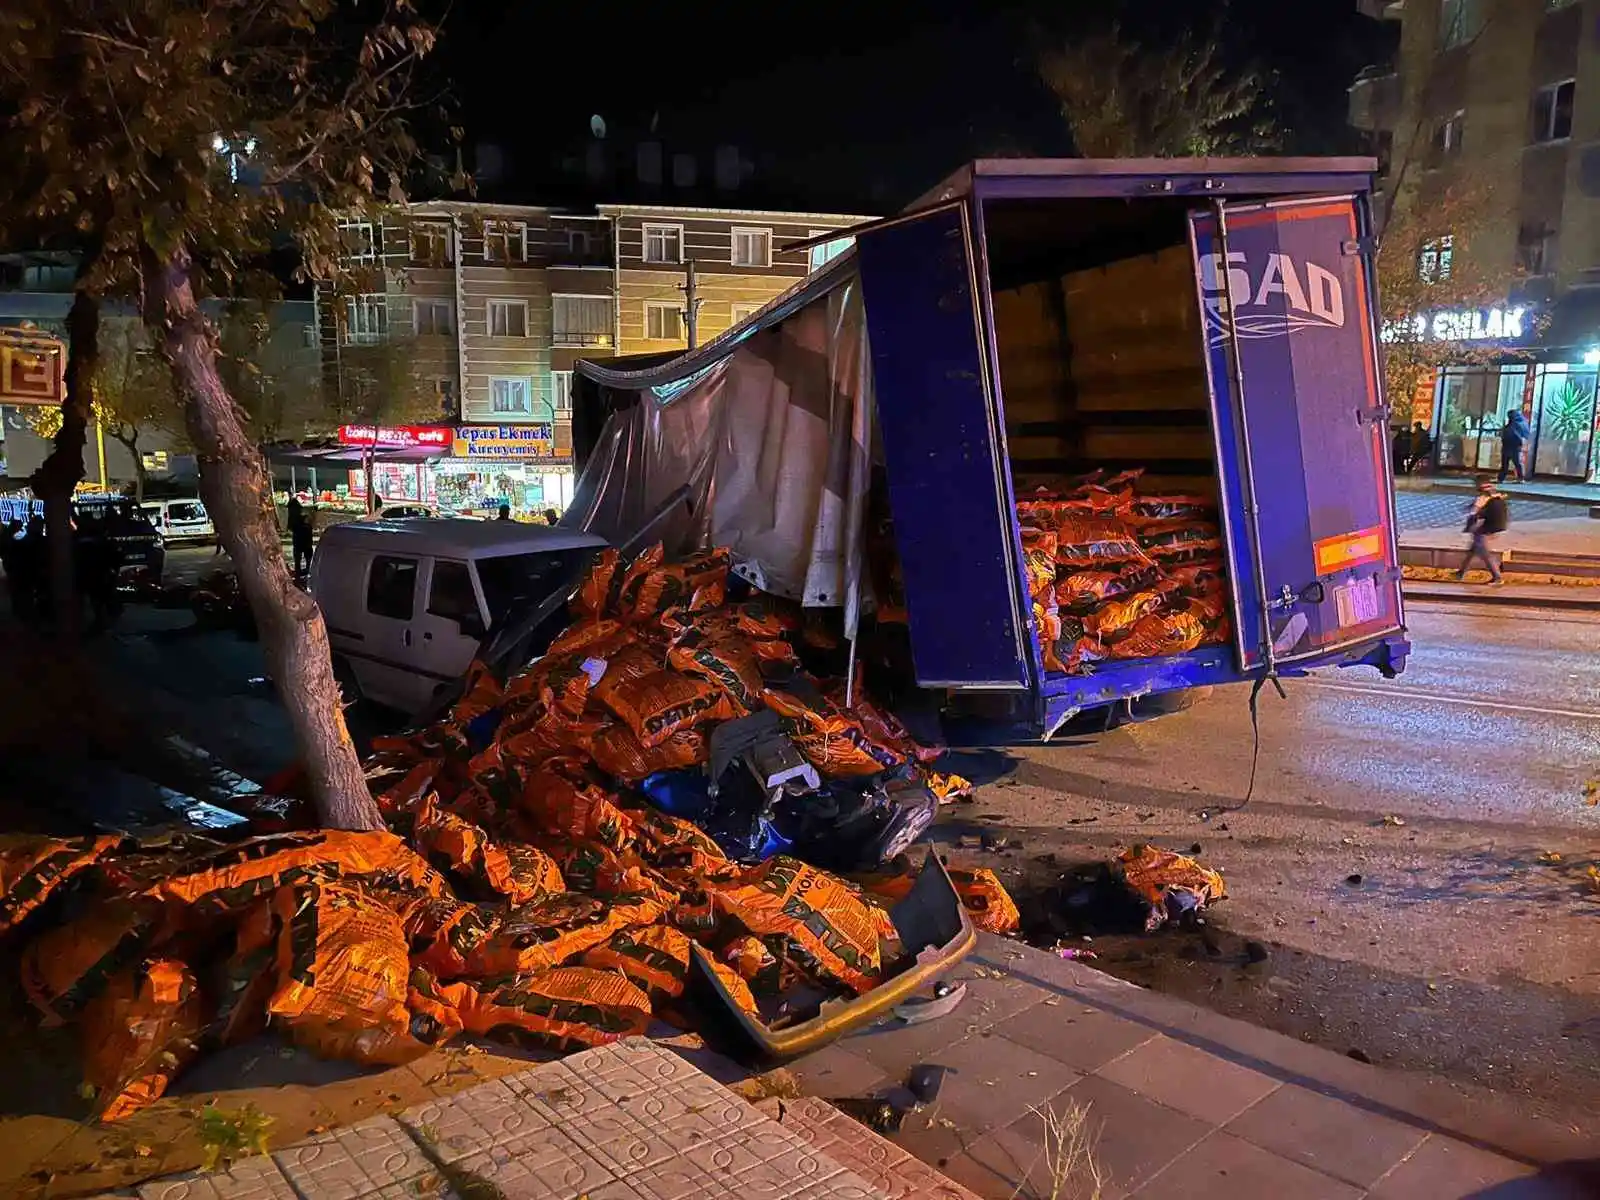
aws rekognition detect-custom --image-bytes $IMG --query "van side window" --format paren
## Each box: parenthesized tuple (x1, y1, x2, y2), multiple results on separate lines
(427, 560, 477, 622)
(366, 555, 418, 620)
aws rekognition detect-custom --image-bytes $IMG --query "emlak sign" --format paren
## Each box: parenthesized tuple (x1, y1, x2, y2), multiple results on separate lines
(1380, 305, 1532, 345)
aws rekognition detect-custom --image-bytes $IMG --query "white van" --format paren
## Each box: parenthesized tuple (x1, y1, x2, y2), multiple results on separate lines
(141, 497, 215, 544)
(310, 518, 607, 715)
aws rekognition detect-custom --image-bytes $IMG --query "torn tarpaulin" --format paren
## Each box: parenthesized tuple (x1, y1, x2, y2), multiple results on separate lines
(1116, 844, 1227, 931)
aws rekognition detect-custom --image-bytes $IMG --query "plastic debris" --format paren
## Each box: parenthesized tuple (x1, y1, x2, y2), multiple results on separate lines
(1116, 844, 1227, 932)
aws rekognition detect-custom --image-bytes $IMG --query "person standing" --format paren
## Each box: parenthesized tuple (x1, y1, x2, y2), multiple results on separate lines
(1458, 477, 1509, 585)
(287, 496, 314, 580)
(496, 504, 512, 522)
(1408, 421, 1433, 474)
(1499, 408, 1530, 483)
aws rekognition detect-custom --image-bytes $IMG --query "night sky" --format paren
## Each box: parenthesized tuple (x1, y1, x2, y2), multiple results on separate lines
(441, 0, 1395, 212)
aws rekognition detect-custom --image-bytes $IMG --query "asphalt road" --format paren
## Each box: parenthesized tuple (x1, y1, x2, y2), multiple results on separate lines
(949, 598, 1600, 1116)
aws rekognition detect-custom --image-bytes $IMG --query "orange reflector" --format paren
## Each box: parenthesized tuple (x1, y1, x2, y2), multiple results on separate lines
(1314, 527, 1385, 575)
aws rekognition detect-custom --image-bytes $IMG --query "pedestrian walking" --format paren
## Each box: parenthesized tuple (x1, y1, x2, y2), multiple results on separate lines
(496, 504, 512, 522)
(1498, 409, 1529, 483)
(1458, 477, 1508, 585)
(1407, 422, 1433, 474)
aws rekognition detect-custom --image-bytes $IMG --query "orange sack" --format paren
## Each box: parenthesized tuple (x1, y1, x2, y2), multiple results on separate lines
(461, 891, 664, 978)
(762, 687, 905, 778)
(707, 856, 885, 994)
(625, 548, 733, 622)
(0, 834, 126, 936)
(411, 797, 565, 905)
(200, 899, 281, 1050)
(859, 864, 1021, 935)
(515, 763, 639, 852)
(666, 627, 765, 712)
(81, 958, 205, 1123)
(574, 547, 623, 621)
(439, 966, 654, 1052)
(267, 882, 433, 1067)
(589, 723, 707, 784)
(22, 899, 162, 1024)
(580, 923, 756, 1016)
(405, 896, 505, 980)
(150, 831, 447, 918)
(600, 668, 737, 749)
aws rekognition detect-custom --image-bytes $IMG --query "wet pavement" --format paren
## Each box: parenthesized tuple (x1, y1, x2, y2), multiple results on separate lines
(951, 598, 1600, 1113)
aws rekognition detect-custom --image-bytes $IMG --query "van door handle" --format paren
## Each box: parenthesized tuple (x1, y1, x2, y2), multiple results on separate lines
(422, 631, 433, 641)
(402, 628, 412, 647)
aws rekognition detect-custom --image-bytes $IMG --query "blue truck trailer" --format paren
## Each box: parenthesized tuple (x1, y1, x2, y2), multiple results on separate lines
(571, 156, 1409, 738)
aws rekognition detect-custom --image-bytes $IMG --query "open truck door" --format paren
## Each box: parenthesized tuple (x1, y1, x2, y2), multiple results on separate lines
(856, 204, 1033, 690)
(1189, 195, 1407, 679)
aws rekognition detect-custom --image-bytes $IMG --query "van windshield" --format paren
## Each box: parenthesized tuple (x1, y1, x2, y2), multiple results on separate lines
(475, 548, 594, 621)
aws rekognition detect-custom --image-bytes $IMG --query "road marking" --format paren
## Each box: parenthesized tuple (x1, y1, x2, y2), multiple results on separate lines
(1303, 680, 1600, 721)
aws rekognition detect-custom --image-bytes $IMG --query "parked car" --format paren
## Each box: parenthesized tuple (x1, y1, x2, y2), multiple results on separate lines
(141, 497, 215, 544)
(72, 495, 165, 581)
(311, 518, 606, 715)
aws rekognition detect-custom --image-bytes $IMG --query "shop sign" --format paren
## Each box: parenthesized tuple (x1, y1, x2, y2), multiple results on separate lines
(1381, 306, 1531, 345)
(0, 335, 64, 405)
(451, 423, 555, 459)
(336, 423, 452, 449)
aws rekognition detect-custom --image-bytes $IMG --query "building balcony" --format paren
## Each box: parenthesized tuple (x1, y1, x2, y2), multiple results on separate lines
(1356, 0, 1404, 19)
(552, 330, 615, 349)
(1349, 67, 1401, 132)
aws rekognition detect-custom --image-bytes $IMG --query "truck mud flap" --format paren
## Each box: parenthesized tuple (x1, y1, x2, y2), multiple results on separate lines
(684, 850, 976, 1063)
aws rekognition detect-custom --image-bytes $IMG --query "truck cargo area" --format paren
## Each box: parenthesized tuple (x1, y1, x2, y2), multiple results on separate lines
(986, 196, 1237, 702)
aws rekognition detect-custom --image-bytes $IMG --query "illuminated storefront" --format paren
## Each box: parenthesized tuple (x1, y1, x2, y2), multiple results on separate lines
(1397, 301, 1600, 482)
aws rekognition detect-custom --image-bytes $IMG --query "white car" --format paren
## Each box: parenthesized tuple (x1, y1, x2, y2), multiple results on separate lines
(310, 518, 607, 715)
(141, 497, 215, 544)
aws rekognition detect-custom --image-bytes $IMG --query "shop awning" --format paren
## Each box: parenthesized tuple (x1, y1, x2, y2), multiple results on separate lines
(265, 445, 442, 468)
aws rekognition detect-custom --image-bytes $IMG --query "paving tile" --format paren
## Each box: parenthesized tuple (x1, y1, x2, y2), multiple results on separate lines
(397, 1077, 554, 1164)
(761, 1095, 979, 1198)
(448, 1125, 615, 1200)
(1366, 1134, 1563, 1199)
(910, 1030, 1081, 1133)
(989, 998, 1159, 1073)
(1130, 1131, 1362, 1200)
(137, 1156, 297, 1200)
(944, 1117, 1130, 1200)
(271, 1115, 434, 1200)
(1094, 1034, 1280, 1125)
(1044, 1075, 1212, 1194)
(360, 1178, 459, 1200)
(679, 1118, 842, 1187)
(1224, 1083, 1429, 1189)
(786, 1043, 893, 1101)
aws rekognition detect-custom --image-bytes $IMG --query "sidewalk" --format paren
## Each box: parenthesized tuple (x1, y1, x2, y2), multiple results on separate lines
(1396, 475, 1600, 506)
(98, 1039, 980, 1200)
(1404, 578, 1600, 609)
(786, 936, 1600, 1199)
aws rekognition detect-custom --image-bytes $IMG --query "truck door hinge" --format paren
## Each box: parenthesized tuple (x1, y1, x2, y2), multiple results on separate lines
(1356, 404, 1391, 426)
(1342, 238, 1377, 257)
(1375, 566, 1403, 584)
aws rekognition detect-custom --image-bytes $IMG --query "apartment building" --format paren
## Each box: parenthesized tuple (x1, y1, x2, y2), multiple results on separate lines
(1351, 0, 1600, 479)
(317, 204, 613, 510)
(597, 204, 869, 354)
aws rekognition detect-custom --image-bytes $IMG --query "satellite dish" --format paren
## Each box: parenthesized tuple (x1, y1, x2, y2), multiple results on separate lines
(590, 115, 607, 139)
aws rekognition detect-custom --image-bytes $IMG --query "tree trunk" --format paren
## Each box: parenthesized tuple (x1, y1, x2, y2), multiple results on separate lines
(144, 243, 382, 832)
(113, 433, 147, 502)
(31, 288, 100, 641)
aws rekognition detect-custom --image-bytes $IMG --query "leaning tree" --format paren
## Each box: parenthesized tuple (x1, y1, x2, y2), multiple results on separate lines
(0, 0, 456, 829)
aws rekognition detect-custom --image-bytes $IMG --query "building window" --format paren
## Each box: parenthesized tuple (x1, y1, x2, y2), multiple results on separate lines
(142, 450, 170, 472)
(1418, 236, 1454, 283)
(337, 220, 380, 265)
(808, 231, 854, 272)
(1439, 0, 1484, 49)
(642, 224, 683, 264)
(567, 229, 594, 256)
(552, 295, 613, 347)
(343, 294, 388, 344)
(483, 220, 526, 264)
(490, 376, 533, 415)
(366, 556, 418, 621)
(487, 299, 528, 338)
(644, 300, 684, 341)
(731, 228, 772, 268)
(410, 222, 453, 266)
(415, 299, 454, 336)
(1517, 223, 1555, 276)
(1532, 80, 1576, 143)
(550, 370, 573, 413)
(1431, 111, 1465, 159)
(730, 302, 762, 323)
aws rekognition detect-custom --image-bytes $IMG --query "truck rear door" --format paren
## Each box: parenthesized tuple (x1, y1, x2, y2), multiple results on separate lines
(855, 204, 1032, 689)
(1189, 195, 1404, 672)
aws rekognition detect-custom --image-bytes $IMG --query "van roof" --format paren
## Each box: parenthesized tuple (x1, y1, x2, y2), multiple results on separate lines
(318, 518, 608, 560)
